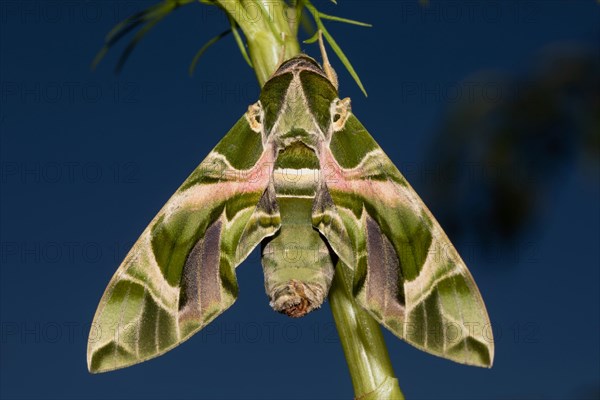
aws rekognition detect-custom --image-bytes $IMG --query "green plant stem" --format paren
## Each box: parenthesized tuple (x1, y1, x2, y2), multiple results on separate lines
(215, 0, 301, 85)
(214, 1, 404, 397)
(330, 261, 404, 399)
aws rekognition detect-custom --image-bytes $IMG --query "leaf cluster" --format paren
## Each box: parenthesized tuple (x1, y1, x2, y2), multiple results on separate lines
(92, 0, 370, 95)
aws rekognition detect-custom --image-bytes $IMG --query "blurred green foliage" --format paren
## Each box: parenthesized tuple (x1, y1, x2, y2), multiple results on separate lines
(424, 44, 599, 255)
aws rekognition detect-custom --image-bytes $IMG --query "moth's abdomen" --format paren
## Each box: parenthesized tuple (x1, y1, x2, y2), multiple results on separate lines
(261, 142, 335, 317)
(262, 197, 335, 317)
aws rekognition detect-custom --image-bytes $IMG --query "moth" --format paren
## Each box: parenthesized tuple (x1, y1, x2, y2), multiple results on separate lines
(88, 54, 494, 373)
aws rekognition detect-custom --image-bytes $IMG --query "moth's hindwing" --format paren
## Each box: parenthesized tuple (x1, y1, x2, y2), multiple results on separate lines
(87, 115, 278, 373)
(317, 112, 494, 367)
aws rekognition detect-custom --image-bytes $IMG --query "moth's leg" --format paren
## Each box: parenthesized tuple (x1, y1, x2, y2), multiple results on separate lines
(318, 30, 338, 91)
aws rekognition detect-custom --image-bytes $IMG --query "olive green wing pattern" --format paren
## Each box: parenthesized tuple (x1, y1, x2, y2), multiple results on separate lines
(318, 113, 494, 367)
(87, 115, 279, 373)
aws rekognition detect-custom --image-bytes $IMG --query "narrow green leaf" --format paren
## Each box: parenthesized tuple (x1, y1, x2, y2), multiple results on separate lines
(299, 8, 317, 37)
(104, 4, 162, 45)
(92, 0, 195, 71)
(105, 15, 146, 47)
(228, 15, 253, 68)
(321, 27, 367, 96)
(115, 14, 170, 74)
(91, 47, 109, 71)
(189, 29, 232, 76)
(303, 30, 319, 44)
(91, 10, 150, 70)
(317, 12, 371, 27)
(303, 0, 368, 96)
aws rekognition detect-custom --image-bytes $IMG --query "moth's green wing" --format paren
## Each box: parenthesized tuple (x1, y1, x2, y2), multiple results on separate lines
(319, 114, 494, 367)
(88, 116, 279, 373)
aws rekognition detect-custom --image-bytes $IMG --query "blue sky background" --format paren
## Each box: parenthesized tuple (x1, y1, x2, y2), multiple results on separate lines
(1, 1, 598, 399)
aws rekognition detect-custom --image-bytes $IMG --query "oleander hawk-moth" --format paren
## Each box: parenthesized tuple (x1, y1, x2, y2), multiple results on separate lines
(88, 55, 494, 373)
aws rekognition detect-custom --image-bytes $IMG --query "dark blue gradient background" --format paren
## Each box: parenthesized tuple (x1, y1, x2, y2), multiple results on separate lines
(1, 1, 598, 399)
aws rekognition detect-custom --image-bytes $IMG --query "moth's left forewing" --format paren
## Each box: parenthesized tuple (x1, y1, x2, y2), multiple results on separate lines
(319, 113, 494, 367)
(88, 115, 279, 373)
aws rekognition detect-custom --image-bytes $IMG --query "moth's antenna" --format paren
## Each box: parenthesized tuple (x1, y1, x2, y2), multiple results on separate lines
(318, 30, 338, 90)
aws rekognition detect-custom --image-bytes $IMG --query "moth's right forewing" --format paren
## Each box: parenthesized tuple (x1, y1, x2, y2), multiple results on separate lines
(319, 113, 494, 368)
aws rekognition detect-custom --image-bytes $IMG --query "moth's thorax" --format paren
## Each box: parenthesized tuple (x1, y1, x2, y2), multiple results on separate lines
(259, 55, 339, 149)
(273, 77, 321, 147)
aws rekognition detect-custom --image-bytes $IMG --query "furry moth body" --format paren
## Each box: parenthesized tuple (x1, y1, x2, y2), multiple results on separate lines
(88, 55, 494, 373)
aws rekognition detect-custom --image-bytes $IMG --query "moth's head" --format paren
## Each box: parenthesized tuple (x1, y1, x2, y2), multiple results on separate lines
(258, 55, 339, 138)
(271, 55, 330, 79)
